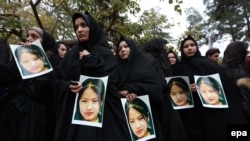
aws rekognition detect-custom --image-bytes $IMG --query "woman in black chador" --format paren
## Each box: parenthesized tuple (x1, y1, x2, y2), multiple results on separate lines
(52, 11, 131, 141)
(174, 36, 248, 141)
(0, 28, 56, 141)
(221, 41, 250, 123)
(116, 37, 165, 140)
(144, 38, 188, 141)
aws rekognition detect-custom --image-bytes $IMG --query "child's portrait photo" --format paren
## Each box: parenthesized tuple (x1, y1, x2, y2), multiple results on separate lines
(10, 40, 52, 79)
(121, 95, 156, 141)
(195, 73, 228, 108)
(166, 76, 194, 109)
(72, 75, 108, 128)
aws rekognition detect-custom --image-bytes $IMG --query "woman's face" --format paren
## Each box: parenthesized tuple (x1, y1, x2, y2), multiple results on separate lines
(168, 53, 177, 65)
(26, 29, 43, 44)
(74, 17, 90, 42)
(118, 41, 130, 60)
(183, 40, 197, 57)
(79, 87, 100, 122)
(19, 51, 46, 74)
(170, 84, 189, 106)
(128, 107, 149, 139)
(58, 44, 67, 58)
(199, 82, 220, 105)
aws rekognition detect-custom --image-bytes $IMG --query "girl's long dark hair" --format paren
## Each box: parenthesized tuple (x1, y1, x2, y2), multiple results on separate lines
(74, 78, 105, 122)
(125, 98, 154, 140)
(15, 44, 50, 75)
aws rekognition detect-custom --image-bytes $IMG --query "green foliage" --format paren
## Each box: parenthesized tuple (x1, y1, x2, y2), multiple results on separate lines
(135, 8, 174, 48)
(175, 7, 207, 50)
(217, 57, 223, 64)
(0, 0, 180, 48)
(204, 0, 250, 41)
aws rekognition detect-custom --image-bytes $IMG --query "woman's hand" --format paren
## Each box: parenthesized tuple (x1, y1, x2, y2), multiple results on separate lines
(17, 42, 28, 46)
(79, 50, 90, 60)
(119, 90, 137, 102)
(119, 90, 129, 97)
(126, 92, 137, 103)
(190, 83, 197, 92)
(69, 81, 82, 93)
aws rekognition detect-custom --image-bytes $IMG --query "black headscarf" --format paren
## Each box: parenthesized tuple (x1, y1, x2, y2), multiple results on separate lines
(53, 11, 131, 141)
(27, 27, 56, 53)
(0, 39, 10, 65)
(117, 37, 162, 98)
(144, 39, 189, 141)
(221, 41, 249, 80)
(175, 36, 209, 83)
(144, 38, 172, 77)
(0, 39, 13, 85)
(179, 36, 201, 62)
(174, 36, 248, 141)
(116, 37, 165, 141)
(72, 11, 108, 51)
(56, 11, 113, 80)
(49, 42, 66, 68)
(41, 30, 56, 52)
(222, 41, 248, 67)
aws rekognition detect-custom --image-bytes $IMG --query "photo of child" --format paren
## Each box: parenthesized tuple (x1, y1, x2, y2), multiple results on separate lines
(10, 40, 52, 79)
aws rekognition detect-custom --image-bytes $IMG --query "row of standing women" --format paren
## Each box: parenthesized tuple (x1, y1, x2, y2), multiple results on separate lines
(0, 11, 250, 141)
(173, 36, 249, 141)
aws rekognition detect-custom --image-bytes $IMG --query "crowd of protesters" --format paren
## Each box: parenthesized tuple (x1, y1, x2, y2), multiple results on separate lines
(0, 11, 250, 141)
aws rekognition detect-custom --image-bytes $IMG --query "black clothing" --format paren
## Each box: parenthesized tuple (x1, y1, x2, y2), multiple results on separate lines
(49, 42, 66, 68)
(221, 41, 250, 124)
(144, 38, 188, 141)
(117, 38, 165, 141)
(144, 38, 172, 78)
(174, 36, 248, 141)
(49, 55, 62, 68)
(237, 77, 250, 123)
(42, 30, 56, 53)
(0, 39, 12, 85)
(52, 12, 131, 141)
(0, 38, 55, 141)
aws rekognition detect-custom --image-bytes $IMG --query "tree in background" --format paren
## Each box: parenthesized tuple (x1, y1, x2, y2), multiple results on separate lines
(0, 0, 181, 49)
(204, 0, 250, 41)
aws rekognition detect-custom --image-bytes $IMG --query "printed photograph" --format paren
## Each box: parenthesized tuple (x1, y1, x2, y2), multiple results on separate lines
(72, 75, 108, 128)
(121, 95, 156, 141)
(10, 40, 52, 79)
(165, 76, 194, 109)
(195, 73, 228, 108)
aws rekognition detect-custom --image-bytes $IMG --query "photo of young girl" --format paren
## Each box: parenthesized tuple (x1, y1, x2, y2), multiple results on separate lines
(72, 75, 108, 128)
(195, 73, 228, 108)
(121, 95, 156, 141)
(10, 40, 52, 79)
(165, 76, 194, 109)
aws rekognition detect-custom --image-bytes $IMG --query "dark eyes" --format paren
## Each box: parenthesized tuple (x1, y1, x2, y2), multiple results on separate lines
(168, 56, 176, 59)
(184, 43, 196, 48)
(75, 22, 88, 30)
(118, 45, 128, 52)
(27, 33, 39, 39)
